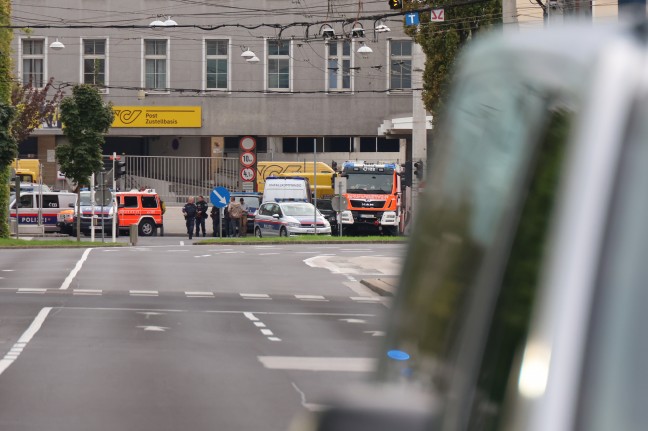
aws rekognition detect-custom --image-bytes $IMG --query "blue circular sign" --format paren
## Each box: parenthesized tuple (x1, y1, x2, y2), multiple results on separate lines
(387, 350, 410, 361)
(210, 187, 230, 208)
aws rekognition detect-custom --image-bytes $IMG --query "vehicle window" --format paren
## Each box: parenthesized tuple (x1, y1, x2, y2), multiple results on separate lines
(19, 195, 33, 208)
(39, 195, 60, 208)
(258, 204, 269, 216)
(123, 196, 138, 208)
(316, 200, 333, 211)
(141, 196, 158, 208)
(282, 203, 316, 216)
(577, 99, 648, 431)
(379, 71, 559, 414)
(467, 110, 571, 430)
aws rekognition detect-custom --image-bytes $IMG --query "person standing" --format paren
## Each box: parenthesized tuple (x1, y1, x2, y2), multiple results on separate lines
(210, 204, 221, 237)
(182, 196, 198, 240)
(239, 197, 249, 237)
(195, 195, 208, 237)
(227, 196, 243, 237)
(223, 203, 231, 237)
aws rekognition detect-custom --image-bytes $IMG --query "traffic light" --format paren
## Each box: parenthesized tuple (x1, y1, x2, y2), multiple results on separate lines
(413, 160, 424, 181)
(115, 159, 126, 179)
(388, 0, 403, 9)
(403, 161, 412, 186)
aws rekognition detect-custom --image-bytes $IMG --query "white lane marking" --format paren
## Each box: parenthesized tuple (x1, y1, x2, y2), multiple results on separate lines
(292, 382, 325, 412)
(137, 325, 168, 332)
(364, 331, 386, 337)
(260, 329, 274, 336)
(339, 318, 366, 324)
(254, 322, 266, 328)
(0, 307, 53, 377)
(185, 291, 214, 298)
(17, 288, 47, 294)
(295, 295, 327, 301)
(259, 253, 280, 256)
(295, 251, 320, 254)
(240, 293, 271, 300)
(2, 269, 15, 272)
(194, 255, 212, 258)
(243, 312, 259, 321)
(351, 296, 382, 302)
(340, 249, 371, 252)
(130, 290, 159, 296)
(180, 241, 185, 246)
(267, 337, 282, 342)
(258, 356, 376, 372)
(73, 289, 102, 296)
(137, 312, 164, 319)
(222, 251, 244, 254)
(59, 307, 376, 318)
(167, 249, 189, 252)
(59, 248, 93, 290)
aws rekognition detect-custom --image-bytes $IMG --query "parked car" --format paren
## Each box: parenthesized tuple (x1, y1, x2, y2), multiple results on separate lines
(300, 21, 648, 431)
(115, 189, 164, 236)
(315, 198, 339, 235)
(230, 191, 262, 233)
(254, 201, 330, 237)
(59, 191, 119, 237)
(9, 191, 76, 232)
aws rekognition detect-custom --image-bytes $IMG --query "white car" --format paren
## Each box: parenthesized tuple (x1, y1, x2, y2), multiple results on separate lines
(254, 202, 331, 237)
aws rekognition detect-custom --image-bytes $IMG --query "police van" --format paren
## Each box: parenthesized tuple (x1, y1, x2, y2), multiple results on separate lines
(9, 191, 76, 232)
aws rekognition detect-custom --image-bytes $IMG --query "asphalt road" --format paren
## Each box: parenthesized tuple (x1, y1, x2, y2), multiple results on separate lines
(0, 243, 405, 431)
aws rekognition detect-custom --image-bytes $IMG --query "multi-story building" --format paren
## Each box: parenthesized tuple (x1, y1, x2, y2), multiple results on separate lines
(10, 0, 429, 199)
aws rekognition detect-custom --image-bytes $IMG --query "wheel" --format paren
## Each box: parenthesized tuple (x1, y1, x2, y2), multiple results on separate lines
(279, 227, 288, 237)
(255, 226, 262, 238)
(139, 219, 155, 236)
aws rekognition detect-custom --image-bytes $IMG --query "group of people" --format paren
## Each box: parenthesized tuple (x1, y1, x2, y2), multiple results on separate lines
(182, 196, 248, 240)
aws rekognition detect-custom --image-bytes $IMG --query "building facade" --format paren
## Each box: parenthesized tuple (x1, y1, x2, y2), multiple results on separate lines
(11, 0, 425, 191)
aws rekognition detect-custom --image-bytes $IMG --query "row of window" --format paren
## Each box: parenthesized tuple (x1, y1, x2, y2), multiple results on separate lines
(223, 136, 400, 153)
(20, 38, 412, 92)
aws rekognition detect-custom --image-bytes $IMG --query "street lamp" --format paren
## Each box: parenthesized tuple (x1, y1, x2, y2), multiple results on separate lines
(357, 42, 373, 58)
(49, 38, 65, 50)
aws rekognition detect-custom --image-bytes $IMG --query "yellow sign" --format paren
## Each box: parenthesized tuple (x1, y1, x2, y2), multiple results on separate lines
(112, 106, 202, 128)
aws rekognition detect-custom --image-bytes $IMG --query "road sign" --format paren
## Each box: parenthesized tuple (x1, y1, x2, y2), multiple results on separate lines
(240, 167, 256, 182)
(240, 151, 256, 167)
(240, 136, 256, 151)
(430, 9, 445, 22)
(331, 195, 348, 212)
(96, 187, 113, 206)
(210, 186, 230, 208)
(405, 12, 420, 26)
(334, 176, 347, 195)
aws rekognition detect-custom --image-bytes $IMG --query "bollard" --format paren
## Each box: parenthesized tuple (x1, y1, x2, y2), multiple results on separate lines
(129, 224, 138, 246)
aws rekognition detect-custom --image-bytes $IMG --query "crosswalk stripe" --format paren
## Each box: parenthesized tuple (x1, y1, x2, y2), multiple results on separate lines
(129, 290, 158, 296)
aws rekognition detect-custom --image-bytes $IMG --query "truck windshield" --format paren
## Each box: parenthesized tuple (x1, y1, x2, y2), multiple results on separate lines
(345, 173, 393, 194)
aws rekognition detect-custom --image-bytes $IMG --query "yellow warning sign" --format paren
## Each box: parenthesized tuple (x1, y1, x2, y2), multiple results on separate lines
(112, 106, 202, 128)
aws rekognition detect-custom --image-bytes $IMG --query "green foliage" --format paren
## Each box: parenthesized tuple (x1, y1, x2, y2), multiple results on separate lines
(0, 0, 12, 238)
(408, 0, 502, 120)
(56, 85, 114, 188)
(0, 103, 16, 167)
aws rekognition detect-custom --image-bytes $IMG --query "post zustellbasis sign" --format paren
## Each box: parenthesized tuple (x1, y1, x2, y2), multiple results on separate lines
(112, 106, 202, 128)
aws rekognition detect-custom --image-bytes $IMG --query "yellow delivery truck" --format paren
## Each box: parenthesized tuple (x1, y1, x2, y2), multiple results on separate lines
(256, 161, 335, 199)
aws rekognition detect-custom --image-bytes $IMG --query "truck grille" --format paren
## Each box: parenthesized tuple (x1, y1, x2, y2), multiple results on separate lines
(350, 200, 385, 209)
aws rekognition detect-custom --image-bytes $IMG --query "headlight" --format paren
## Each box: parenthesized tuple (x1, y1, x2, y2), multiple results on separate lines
(288, 222, 301, 228)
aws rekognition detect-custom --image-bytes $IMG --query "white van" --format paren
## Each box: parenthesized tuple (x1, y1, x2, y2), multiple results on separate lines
(261, 177, 311, 203)
(9, 192, 76, 232)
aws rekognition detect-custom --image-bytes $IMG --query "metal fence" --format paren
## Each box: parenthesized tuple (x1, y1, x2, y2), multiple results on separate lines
(123, 156, 242, 205)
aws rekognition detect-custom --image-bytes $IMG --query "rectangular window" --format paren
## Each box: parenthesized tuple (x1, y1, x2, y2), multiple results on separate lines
(22, 39, 44, 87)
(123, 196, 138, 208)
(141, 196, 158, 208)
(324, 137, 353, 152)
(205, 39, 228, 90)
(83, 39, 106, 87)
(144, 39, 167, 91)
(267, 40, 290, 91)
(327, 41, 351, 91)
(390, 40, 412, 90)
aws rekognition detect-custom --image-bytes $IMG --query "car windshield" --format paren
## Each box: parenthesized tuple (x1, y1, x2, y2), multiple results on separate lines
(281, 203, 319, 217)
(345, 173, 393, 194)
(236, 196, 261, 208)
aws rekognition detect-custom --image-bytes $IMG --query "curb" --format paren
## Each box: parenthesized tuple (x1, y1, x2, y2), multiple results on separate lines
(360, 278, 398, 297)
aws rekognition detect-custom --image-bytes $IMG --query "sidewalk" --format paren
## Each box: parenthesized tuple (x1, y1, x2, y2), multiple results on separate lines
(360, 277, 398, 297)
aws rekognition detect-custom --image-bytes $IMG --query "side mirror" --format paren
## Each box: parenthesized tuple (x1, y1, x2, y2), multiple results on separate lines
(272, 214, 280, 219)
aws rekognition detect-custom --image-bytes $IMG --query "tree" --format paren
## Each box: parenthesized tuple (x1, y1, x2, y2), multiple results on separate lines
(407, 0, 501, 121)
(56, 84, 114, 241)
(10, 78, 65, 144)
(0, 0, 14, 238)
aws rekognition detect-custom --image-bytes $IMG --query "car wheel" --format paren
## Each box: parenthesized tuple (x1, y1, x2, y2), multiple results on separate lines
(279, 227, 288, 237)
(255, 227, 262, 238)
(139, 219, 155, 236)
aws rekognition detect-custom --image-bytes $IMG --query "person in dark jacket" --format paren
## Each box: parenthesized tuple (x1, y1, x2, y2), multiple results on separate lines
(223, 204, 231, 237)
(182, 196, 198, 240)
(210, 205, 221, 237)
(195, 195, 209, 238)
